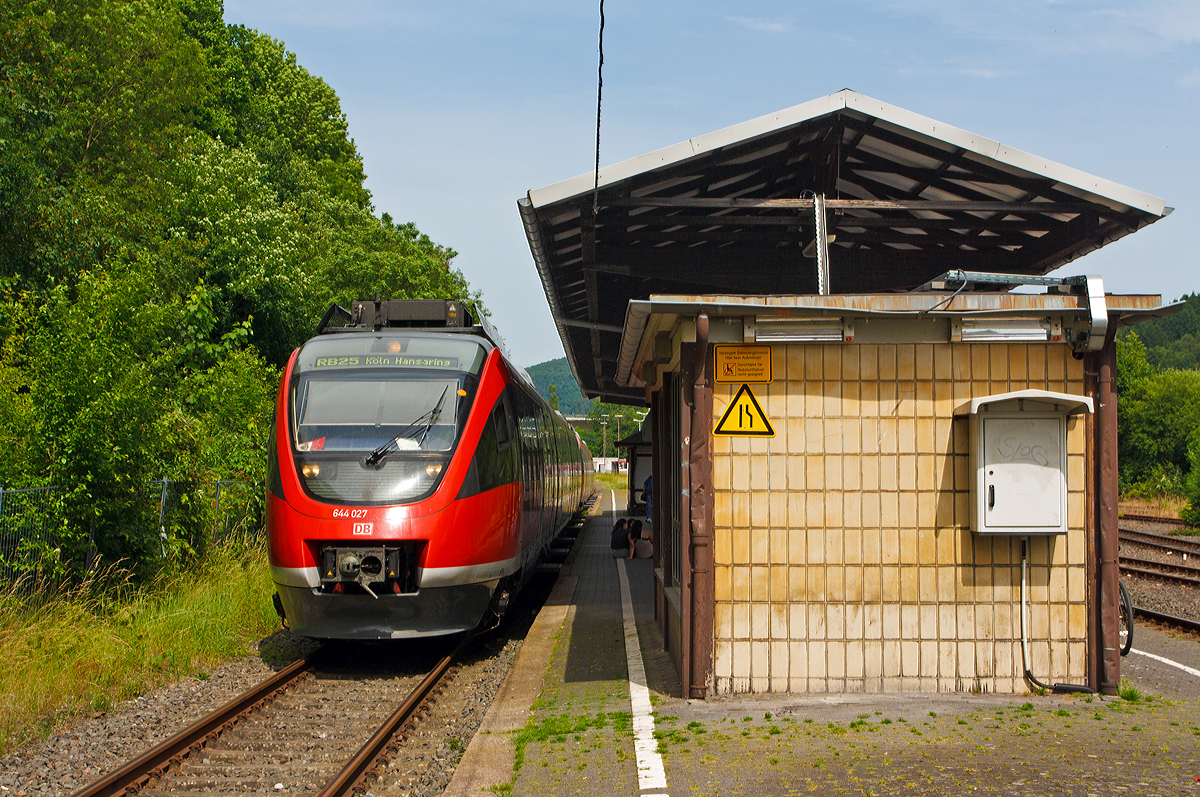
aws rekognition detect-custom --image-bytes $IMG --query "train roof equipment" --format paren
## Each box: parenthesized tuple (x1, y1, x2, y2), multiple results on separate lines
(315, 298, 510, 360)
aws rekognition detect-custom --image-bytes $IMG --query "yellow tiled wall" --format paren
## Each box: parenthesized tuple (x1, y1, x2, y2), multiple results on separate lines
(710, 343, 1088, 694)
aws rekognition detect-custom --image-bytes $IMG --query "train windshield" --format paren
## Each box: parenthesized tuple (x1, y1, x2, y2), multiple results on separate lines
(288, 334, 487, 506)
(293, 377, 464, 453)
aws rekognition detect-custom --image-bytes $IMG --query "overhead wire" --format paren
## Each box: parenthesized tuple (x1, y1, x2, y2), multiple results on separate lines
(593, 0, 605, 217)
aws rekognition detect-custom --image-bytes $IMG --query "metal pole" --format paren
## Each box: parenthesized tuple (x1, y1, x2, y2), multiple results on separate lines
(159, 478, 169, 557)
(814, 193, 831, 295)
(212, 481, 223, 540)
(1096, 336, 1120, 695)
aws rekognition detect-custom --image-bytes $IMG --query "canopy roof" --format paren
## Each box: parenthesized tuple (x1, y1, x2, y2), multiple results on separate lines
(519, 90, 1169, 403)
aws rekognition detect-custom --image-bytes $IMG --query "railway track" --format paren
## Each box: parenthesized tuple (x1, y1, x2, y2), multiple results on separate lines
(1119, 512, 1192, 527)
(1133, 606, 1200, 637)
(1119, 555, 1200, 588)
(1118, 528, 1200, 589)
(72, 642, 465, 797)
(1119, 528, 1200, 557)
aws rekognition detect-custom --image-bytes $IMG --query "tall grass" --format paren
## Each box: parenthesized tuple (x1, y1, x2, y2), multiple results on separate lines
(0, 537, 279, 757)
(594, 472, 627, 493)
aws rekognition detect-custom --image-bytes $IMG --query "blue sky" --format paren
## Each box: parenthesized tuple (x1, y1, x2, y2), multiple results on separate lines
(226, 0, 1199, 368)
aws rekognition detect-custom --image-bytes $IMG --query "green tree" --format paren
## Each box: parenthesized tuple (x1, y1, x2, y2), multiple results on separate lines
(548, 384, 559, 411)
(1116, 331, 1154, 398)
(0, 0, 480, 578)
(1118, 368, 1200, 491)
(583, 398, 646, 459)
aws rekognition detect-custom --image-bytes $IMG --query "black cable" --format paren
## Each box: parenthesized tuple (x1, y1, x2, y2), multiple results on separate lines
(593, 0, 605, 217)
(920, 277, 968, 314)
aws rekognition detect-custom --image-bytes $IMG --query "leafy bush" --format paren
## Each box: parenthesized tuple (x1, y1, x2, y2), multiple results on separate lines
(1181, 432, 1200, 526)
(0, 0, 478, 579)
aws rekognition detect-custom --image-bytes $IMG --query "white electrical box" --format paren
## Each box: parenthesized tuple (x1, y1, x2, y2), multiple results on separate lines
(958, 390, 1093, 536)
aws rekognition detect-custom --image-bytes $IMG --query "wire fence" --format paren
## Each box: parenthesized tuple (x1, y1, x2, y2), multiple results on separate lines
(0, 480, 262, 588)
(0, 486, 71, 586)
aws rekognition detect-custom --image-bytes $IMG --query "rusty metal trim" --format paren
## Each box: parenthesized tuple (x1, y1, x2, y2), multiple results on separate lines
(688, 314, 715, 699)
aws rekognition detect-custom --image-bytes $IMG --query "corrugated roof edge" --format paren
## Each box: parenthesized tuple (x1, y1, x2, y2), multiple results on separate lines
(524, 89, 1166, 217)
(517, 195, 592, 398)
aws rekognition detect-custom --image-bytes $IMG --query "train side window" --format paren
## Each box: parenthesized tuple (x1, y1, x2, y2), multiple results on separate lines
(459, 396, 517, 499)
(494, 398, 511, 447)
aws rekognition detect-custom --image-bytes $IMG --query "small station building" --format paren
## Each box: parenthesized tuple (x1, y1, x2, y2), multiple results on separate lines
(519, 91, 1178, 698)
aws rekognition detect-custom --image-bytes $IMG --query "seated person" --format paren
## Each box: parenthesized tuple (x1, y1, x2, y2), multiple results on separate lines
(610, 518, 634, 559)
(631, 519, 653, 559)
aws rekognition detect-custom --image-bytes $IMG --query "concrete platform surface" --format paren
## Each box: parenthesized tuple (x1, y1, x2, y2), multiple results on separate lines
(446, 492, 1200, 796)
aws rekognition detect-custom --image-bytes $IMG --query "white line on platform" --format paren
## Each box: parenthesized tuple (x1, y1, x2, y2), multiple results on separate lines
(1128, 648, 1200, 678)
(615, 491, 669, 794)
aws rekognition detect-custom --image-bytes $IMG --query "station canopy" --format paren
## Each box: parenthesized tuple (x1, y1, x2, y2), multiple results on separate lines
(519, 90, 1169, 403)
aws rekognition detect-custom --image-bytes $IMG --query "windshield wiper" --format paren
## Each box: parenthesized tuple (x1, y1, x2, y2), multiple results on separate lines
(363, 386, 450, 469)
(417, 387, 449, 448)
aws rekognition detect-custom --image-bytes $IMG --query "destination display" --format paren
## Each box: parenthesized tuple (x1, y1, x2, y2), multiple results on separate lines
(311, 355, 460, 369)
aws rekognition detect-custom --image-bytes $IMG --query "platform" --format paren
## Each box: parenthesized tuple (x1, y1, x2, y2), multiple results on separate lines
(444, 492, 1200, 797)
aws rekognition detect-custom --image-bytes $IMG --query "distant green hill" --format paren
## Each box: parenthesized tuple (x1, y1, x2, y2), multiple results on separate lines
(1119, 293, 1200, 371)
(526, 357, 592, 415)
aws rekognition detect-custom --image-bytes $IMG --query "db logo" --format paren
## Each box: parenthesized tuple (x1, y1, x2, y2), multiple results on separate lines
(352, 522, 373, 536)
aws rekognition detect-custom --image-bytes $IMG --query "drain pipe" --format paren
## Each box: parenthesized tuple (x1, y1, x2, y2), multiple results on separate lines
(1021, 537, 1096, 695)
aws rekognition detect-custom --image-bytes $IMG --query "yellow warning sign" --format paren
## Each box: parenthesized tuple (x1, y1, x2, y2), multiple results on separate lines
(714, 345, 772, 383)
(714, 384, 775, 437)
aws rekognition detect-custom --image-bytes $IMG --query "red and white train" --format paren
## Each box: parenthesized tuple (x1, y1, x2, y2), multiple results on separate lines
(267, 299, 594, 639)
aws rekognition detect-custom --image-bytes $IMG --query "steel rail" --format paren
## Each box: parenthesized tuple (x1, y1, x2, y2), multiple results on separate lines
(1119, 513, 1191, 527)
(70, 652, 318, 797)
(1133, 606, 1200, 636)
(1119, 559, 1200, 588)
(1121, 554, 1200, 578)
(1119, 529, 1200, 557)
(317, 639, 467, 797)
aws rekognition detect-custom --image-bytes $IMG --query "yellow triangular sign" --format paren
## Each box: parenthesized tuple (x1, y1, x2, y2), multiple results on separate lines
(714, 383, 775, 437)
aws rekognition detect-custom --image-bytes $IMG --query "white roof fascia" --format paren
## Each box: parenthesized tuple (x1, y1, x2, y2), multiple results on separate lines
(955, 389, 1094, 416)
(613, 295, 1168, 388)
(525, 90, 1167, 218)
(526, 93, 844, 208)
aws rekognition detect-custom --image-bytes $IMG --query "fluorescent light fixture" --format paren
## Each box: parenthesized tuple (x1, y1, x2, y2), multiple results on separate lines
(959, 319, 1048, 342)
(755, 317, 845, 342)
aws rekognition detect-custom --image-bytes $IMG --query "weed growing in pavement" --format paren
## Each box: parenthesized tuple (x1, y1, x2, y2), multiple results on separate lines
(1119, 679, 1145, 703)
(510, 712, 619, 773)
(0, 537, 278, 757)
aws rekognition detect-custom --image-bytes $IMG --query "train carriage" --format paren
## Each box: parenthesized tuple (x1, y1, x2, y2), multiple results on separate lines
(267, 299, 593, 639)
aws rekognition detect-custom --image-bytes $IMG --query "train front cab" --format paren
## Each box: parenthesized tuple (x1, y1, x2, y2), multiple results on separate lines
(267, 302, 592, 639)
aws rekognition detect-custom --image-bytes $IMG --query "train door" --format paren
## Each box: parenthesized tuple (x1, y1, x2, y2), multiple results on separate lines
(512, 388, 535, 553)
(534, 409, 547, 544)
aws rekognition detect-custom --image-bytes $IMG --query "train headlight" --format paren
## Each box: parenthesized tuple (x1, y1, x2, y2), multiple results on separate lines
(302, 463, 321, 478)
(425, 463, 443, 477)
